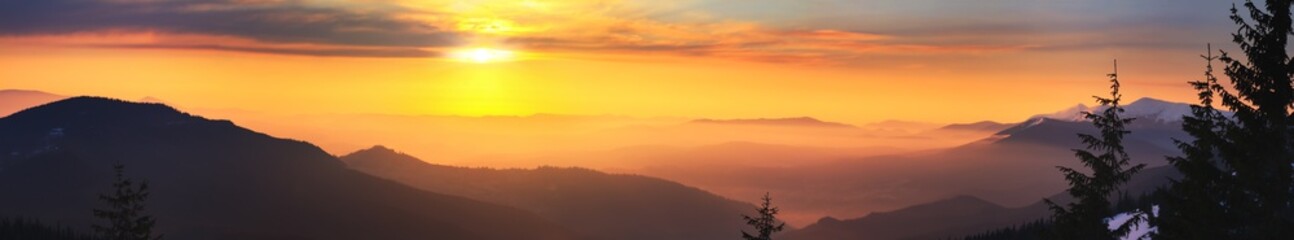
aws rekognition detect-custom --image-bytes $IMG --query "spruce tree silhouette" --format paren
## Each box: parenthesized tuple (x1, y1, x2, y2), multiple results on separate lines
(1154, 1, 1294, 238)
(1151, 44, 1237, 239)
(1044, 61, 1145, 240)
(92, 164, 161, 240)
(741, 193, 785, 240)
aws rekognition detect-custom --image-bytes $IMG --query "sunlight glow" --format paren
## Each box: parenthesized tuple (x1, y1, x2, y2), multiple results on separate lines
(450, 48, 516, 63)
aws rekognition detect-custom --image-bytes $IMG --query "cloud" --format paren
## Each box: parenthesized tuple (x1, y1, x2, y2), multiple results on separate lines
(503, 20, 1028, 65)
(418, 0, 1020, 64)
(101, 43, 441, 58)
(0, 0, 460, 56)
(755, 0, 1233, 52)
(3, 0, 1211, 62)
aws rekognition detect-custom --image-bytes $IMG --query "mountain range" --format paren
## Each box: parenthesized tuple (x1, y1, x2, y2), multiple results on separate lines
(0, 89, 1207, 239)
(1032, 97, 1195, 123)
(625, 97, 1195, 226)
(0, 97, 581, 239)
(341, 146, 754, 240)
(774, 97, 1201, 239)
(690, 117, 858, 128)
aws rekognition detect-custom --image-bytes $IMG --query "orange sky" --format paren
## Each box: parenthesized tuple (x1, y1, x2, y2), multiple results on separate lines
(0, 0, 1237, 124)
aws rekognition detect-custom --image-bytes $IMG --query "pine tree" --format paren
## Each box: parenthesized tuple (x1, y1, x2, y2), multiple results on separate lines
(1044, 61, 1146, 240)
(1151, 44, 1237, 239)
(1155, 1, 1294, 238)
(741, 193, 785, 240)
(92, 164, 161, 240)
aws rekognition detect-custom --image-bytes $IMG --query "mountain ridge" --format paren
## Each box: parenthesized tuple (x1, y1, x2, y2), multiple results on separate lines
(690, 117, 857, 128)
(1031, 97, 1195, 123)
(341, 145, 757, 240)
(0, 96, 583, 240)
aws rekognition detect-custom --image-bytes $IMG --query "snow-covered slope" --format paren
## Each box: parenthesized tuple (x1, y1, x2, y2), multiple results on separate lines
(1033, 97, 1194, 123)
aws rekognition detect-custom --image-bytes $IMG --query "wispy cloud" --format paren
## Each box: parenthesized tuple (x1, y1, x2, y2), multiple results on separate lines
(436, 0, 1030, 64)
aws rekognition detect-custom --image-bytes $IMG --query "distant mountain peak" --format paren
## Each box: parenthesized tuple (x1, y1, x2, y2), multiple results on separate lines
(938, 121, 1012, 132)
(690, 117, 856, 128)
(8, 96, 185, 122)
(341, 145, 432, 169)
(138, 96, 167, 104)
(49, 96, 159, 107)
(358, 145, 398, 154)
(1030, 97, 1195, 123)
(1129, 96, 1172, 104)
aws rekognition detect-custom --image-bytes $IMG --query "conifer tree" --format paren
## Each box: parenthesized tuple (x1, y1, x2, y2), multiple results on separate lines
(741, 193, 785, 240)
(1155, 1, 1294, 238)
(92, 164, 161, 240)
(1151, 44, 1237, 239)
(1045, 61, 1145, 240)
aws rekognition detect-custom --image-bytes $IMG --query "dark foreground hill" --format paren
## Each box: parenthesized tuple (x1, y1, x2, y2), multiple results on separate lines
(0, 97, 582, 240)
(342, 146, 755, 240)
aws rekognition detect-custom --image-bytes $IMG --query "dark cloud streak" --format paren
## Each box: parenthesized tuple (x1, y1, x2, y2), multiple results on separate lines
(98, 43, 441, 58)
(0, 0, 459, 49)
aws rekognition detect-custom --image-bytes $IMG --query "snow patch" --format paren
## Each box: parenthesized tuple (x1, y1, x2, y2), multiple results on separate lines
(1107, 205, 1158, 240)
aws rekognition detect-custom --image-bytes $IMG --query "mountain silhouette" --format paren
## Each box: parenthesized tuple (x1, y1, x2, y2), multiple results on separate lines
(341, 145, 755, 240)
(937, 121, 1014, 132)
(0, 89, 65, 117)
(0, 97, 582, 240)
(783, 195, 1009, 240)
(1029, 97, 1197, 123)
(690, 117, 857, 128)
(992, 112, 1189, 156)
(137, 96, 168, 104)
(781, 165, 1181, 240)
(905, 121, 1016, 142)
(628, 99, 1193, 226)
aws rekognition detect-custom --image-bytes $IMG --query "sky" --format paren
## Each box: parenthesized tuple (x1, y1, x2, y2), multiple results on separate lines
(0, 0, 1243, 124)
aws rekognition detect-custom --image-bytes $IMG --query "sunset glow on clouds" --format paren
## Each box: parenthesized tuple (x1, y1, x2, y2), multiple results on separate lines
(0, 0, 1244, 123)
(3, 0, 1216, 63)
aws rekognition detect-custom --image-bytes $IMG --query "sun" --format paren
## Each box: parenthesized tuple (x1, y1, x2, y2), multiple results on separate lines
(450, 48, 515, 63)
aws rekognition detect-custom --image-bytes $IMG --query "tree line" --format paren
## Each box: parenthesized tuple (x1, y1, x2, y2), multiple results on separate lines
(1041, 0, 1294, 239)
(0, 164, 161, 240)
(750, 2, 1294, 239)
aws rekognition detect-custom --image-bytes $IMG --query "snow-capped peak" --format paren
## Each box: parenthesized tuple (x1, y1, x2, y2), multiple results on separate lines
(1032, 97, 1194, 123)
(1122, 98, 1195, 123)
(1035, 103, 1096, 122)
